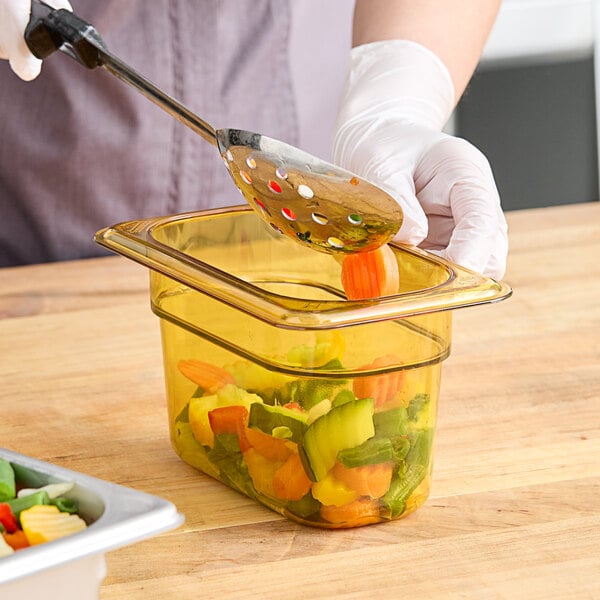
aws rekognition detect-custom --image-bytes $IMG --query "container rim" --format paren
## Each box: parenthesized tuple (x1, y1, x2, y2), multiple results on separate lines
(95, 205, 512, 329)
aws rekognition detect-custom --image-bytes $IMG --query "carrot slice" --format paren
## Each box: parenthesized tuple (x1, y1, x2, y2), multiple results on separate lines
(341, 244, 399, 300)
(272, 451, 313, 501)
(320, 498, 381, 527)
(208, 405, 251, 451)
(243, 448, 285, 499)
(208, 405, 249, 435)
(177, 359, 235, 393)
(3, 530, 30, 551)
(244, 427, 294, 462)
(353, 354, 405, 408)
(331, 461, 393, 499)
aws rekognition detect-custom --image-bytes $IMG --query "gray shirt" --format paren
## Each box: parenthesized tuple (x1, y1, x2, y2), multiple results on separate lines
(0, 0, 353, 266)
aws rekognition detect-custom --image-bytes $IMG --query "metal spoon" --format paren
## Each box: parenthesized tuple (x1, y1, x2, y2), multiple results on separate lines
(25, 0, 403, 254)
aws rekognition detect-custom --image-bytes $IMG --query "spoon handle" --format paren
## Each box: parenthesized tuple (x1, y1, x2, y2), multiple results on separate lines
(100, 52, 218, 147)
(25, 0, 218, 147)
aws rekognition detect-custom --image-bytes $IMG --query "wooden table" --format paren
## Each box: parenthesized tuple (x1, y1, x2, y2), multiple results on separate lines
(1, 202, 599, 599)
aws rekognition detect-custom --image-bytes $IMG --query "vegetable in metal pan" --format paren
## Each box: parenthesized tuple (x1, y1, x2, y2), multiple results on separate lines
(0, 458, 16, 502)
(0, 460, 88, 555)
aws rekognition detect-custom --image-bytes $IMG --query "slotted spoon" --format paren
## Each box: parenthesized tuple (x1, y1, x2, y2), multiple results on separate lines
(25, 0, 403, 254)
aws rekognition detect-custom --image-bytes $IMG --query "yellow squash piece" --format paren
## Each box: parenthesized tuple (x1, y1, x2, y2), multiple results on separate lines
(311, 471, 359, 507)
(20, 504, 87, 545)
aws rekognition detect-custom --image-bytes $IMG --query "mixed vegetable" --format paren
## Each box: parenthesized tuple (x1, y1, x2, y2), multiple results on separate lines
(340, 244, 400, 300)
(0, 459, 87, 557)
(170, 242, 432, 527)
(172, 340, 436, 528)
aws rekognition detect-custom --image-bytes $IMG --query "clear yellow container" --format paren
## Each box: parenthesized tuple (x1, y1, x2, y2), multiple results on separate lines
(96, 206, 511, 528)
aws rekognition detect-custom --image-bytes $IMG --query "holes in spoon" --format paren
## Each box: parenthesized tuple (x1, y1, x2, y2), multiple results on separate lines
(297, 184, 314, 199)
(275, 166, 288, 180)
(327, 237, 344, 249)
(246, 156, 257, 169)
(239, 170, 252, 184)
(312, 212, 328, 225)
(268, 179, 282, 193)
(348, 214, 363, 226)
(281, 207, 297, 221)
(253, 197, 269, 215)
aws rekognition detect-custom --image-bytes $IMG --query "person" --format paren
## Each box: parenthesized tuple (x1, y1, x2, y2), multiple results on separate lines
(0, 0, 507, 278)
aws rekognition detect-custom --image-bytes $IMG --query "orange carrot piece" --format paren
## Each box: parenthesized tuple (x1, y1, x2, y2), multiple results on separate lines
(341, 244, 399, 300)
(3, 530, 30, 551)
(332, 461, 393, 499)
(353, 354, 405, 408)
(245, 427, 294, 462)
(272, 451, 313, 501)
(177, 359, 235, 393)
(243, 448, 285, 499)
(208, 405, 249, 435)
(320, 498, 381, 527)
(208, 405, 251, 451)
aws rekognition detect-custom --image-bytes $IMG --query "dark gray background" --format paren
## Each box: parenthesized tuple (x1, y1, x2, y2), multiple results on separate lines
(455, 57, 598, 211)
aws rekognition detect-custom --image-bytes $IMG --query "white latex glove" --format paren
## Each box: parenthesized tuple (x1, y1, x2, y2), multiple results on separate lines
(0, 0, 72, 81)
(333, 40, 508, 279)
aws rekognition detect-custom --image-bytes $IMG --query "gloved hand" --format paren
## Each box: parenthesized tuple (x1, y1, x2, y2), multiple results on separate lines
(333, 40, 508, 279)
(0, 0, 72, 81)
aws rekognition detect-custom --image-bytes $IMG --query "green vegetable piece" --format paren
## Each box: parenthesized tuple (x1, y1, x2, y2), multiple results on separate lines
(51, 497, 79, 514)
(301, 397, 375, 481)
(279, 359, 347, 410)
(298, 444, 316, 482)
(191, 386, 206, 398)
(209, 433, 243, 459)
(176, 403, 190, 423)
(331, 389, 356, 407)
(337, 437, 394, 468)
(248, 402, 307, 444)
(280, 379, 338, 411)
(173, 420, 220, 479)
(406, 428, 434, 467)
(373, 407, 408, 438)
(208, 434, 256, 499)
(7, 490, 50, 519)
(407, 393, 431, 422)
(285, 493, 321, 519)
(0, 459, 16, 502)
(390, 436, 411, 461)
(271, 426, 293, 439)
(382, 464, 427, 518)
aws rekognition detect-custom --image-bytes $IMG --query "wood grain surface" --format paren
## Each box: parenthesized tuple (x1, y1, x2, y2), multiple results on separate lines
(1, 203, 599, 599)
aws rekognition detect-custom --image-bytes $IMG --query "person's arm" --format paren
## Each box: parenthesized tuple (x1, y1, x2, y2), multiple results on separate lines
(333, 0, 508, 279)
(352, 0, 502, 102)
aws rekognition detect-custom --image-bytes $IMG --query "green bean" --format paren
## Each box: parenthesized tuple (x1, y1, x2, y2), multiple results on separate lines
(406, 428, 434, 467)
(0, 458, 16, 502)
(7, 490, 50, 519)
(382, 464, 426, 518)
(51, 497, 79, 514)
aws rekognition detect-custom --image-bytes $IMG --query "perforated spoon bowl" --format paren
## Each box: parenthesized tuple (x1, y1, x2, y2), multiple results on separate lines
(25, 0, 403, 254)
